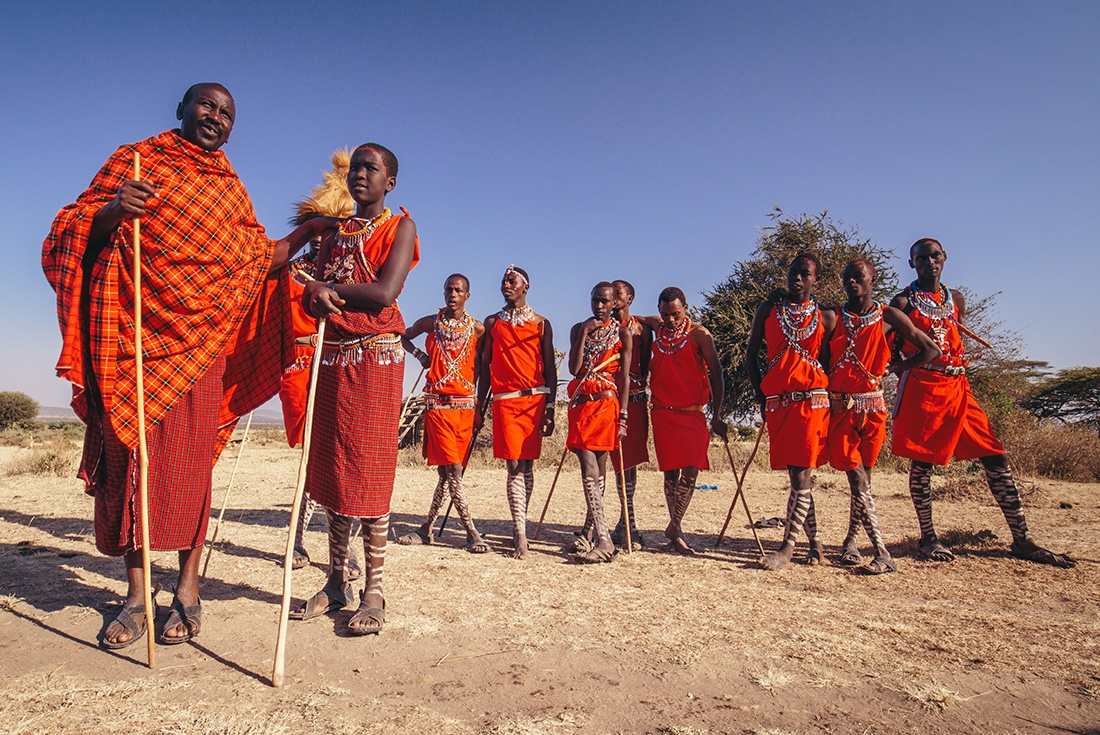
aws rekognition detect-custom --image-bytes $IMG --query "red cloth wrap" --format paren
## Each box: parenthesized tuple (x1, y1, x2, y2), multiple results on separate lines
(304, 213, 419, 517)
(760, 305, 828, 470)
(490, 316, 547, 460)
(613, 326, 650, 471)
(892, 289, 1004, 464)
(827, 305, 888, 470)
(422, 315, 478, 465)
(649, 331, 710, 471)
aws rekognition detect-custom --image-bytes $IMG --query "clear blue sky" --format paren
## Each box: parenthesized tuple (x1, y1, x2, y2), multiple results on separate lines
(4, 1, 1098, 408)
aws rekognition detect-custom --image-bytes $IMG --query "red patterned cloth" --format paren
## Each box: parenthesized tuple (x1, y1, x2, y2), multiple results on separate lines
(649, 322, 711, 471)
(760, 303, 828, 470)
(892, 284, 1002, 464)
(305, 212, 418, 516)
(42, 130, 289, 453)
(92, 356, 225, 555)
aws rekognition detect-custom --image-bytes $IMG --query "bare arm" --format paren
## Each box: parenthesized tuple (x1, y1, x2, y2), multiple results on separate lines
(952, 288, 967, 323)
(818, 307, 837, 372)
(638, 323, 653, 384)
(269, 217, 340, 274)
(883, 306, 941, 373)
(474, 315, 496, 430)
(745, 302, 771, 405)
(540, 318, 557, 436)
(635, 314, 662, 330)
(303, 218, 417, 315)
(694, 325, 727, 440)
(617, 325, 632, 439)
(402, 314, 435, 370)
(568, 320, 593, 376)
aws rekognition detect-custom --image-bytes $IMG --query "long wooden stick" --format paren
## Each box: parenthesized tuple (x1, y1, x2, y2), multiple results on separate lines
(715, 427, 766, 556)
(437, 424, 481, 539)
(614, 444, 632, 554)
(131, 152, 155, 669)
(200, 411, 254, 580)
(272, 318, 326, 688)
(532, 446, 569, 540)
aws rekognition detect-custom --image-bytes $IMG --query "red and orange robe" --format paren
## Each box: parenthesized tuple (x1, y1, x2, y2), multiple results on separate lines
(892, 283, 1003, 465)
(649, 320, 711, 471)
(42, 129, 290, 555)
(423, 310, 478, 466)
(567, 319, 621, 452)
(760, 300, 829, 470)
(490, 308, 549, 460)
(827, 304, 890, 471)
(304, 210, 420, 517)
(611, 317, 649, 472)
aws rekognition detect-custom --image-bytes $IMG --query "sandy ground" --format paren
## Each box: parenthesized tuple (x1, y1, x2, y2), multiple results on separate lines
(0, 434, 1098, 735)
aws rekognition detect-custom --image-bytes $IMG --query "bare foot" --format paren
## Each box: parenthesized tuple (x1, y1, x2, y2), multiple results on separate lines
(508, 535, 528, 560)
(664, 524, 695, 555)
(465, 532, 491, 554)
(760, 541, 795, 570)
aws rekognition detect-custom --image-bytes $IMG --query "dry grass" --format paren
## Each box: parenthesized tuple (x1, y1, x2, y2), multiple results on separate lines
(749, 667, 794, 693)
(4, 440, 79, 477)
(899, 681, 971, 712)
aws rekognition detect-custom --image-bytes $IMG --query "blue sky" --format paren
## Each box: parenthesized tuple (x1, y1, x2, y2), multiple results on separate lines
(3, 1, 1098, 408)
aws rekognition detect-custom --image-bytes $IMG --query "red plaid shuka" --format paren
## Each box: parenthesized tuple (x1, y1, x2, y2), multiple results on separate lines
(42, 130, 291, 463)
(305, 213, 419, 517)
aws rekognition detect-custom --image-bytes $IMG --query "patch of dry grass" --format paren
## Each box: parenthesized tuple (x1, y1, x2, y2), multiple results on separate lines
(4, 440, 79, 477)
(750, 667, 794, 693)
(899, 680, 970, 712)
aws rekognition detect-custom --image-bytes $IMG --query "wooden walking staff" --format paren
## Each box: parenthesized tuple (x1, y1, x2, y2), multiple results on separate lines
(613, 444, 632, 554)
(532, 446, 568, 540)
(715, 424, 767, 556)
(200, 411, 255, 580)
(436, 425, 481, 539)
(130, 152, 156, 669)
(273, 319, 327, 688)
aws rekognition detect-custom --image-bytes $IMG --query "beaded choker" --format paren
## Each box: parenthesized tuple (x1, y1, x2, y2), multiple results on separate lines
(498, 303, 536, 325)
(654, 318, 691, 355)
(323, 209, 392, 283)
(908, 281, 954, 322)
(777, 298, 820, 345)
(831, 303, 884, 385)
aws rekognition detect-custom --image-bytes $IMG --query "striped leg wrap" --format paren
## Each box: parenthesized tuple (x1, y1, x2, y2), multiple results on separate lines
(985, 463, 1031, 543)
(615, 467, 639, 534)
(362, 514, 389, 599)
(856, 482, 889, 557)
(671, 474, 695, 529)
(582, 475, 611, 545)
(523, 464, 535, 507)
(325, 509, 354, 580)
(781, 486, 813, 545)
(908, 463, 937, 542)
(423, 475, 448, 530)
(843, 492, 860, 547)
(293, 492, 319, 554)
(448, 472, 479, 537)
(507, 470, 528, 540)
(804, 494, 818, 542)
(662, 475, 677, 518)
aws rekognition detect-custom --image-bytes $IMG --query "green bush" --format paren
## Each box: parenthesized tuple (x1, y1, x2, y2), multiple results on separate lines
(0, 391, 38, 430)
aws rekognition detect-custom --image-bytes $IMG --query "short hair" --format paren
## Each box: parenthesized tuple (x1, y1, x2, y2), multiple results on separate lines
(445, 273, 470, 290)
(791, 251, 822, 276)
(658, 286, 687, 306)
(181, 82, 229, 107)
(592, 281, 614, 295)
(612, 279, 635, 300)
(910, 238, 942, 258)
(356, 142, 399, 180)
(845, 259, 876, 281)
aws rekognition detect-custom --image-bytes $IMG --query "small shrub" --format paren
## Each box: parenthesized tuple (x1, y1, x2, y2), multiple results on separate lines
(5, 440, 79, 477)
(0, 391, 38, 430)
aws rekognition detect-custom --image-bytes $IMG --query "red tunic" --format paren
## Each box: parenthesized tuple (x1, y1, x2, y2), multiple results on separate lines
(305, 210, 420, 517)
(423, 311, 478, 466)
(891, 284, 1003, 465)
(826, 304, 889, 471)
(649, 320, 710, 471)
(490, 308, 548, 460)
(567, 319, 621, 452)
(760, 300, 828, 470)
(611, 320, 650, 471)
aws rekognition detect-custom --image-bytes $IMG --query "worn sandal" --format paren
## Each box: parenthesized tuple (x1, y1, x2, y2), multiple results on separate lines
(919, 539, 956, 562)
(839, 545, 863, 566)
(857, 556, 897, 575)
(577, 547, 616, 564)
(1010, 540, 1076, 568)
(101, 598, 157, 650)
(398, 530, 432, 546)
(158, 596, 202, 645)
(347, 592, 385, 635)
(289, 583, 352, 620)
(806, 541, 827, 566)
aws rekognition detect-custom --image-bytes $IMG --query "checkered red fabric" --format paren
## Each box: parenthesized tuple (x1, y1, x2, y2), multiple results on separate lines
(43, 130, 289, 451)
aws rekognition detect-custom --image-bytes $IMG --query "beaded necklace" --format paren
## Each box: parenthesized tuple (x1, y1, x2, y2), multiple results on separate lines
(323, 208, 392, 283)
(431, 308, 476, 392)
(767, 298, 824, 373)
(907, 281, 955, 349)
(654, 317, 691, 355)
(831, 303, 884, 385)
(583, 318, 620, 369)
(498, 303, 536, 326)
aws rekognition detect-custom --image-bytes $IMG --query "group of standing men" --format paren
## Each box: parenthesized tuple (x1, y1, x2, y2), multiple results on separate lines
(43, 82, 1073, 653)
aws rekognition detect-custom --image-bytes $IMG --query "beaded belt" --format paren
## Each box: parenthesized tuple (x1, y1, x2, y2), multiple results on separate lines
(493, 386, 551, 401)
(424, 393, 476, 411)
(652, 403, 705, 412)
(320, 333, 404, 367)
(765, 389, 829, 411)
(828, 390, 886, 413)
(571, 389, 617, 407)
(919, 363, 967, 377)
(628, 391, 648, 404)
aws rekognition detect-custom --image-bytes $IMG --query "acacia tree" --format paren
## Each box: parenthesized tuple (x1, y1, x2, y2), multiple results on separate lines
(700, 208, 897, 422)
(0, 391, 38, 429)
(1024, 367, 1100, 432)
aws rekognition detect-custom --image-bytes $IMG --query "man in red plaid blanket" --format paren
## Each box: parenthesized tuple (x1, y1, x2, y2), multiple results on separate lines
(43, 83, 331, 650)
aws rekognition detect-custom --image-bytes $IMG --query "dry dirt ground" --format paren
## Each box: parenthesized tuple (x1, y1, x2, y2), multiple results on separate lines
(0, 433, 1098, 735)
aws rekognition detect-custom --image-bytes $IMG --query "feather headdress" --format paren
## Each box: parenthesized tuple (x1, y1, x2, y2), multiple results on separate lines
(291, 149, 355, 225)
